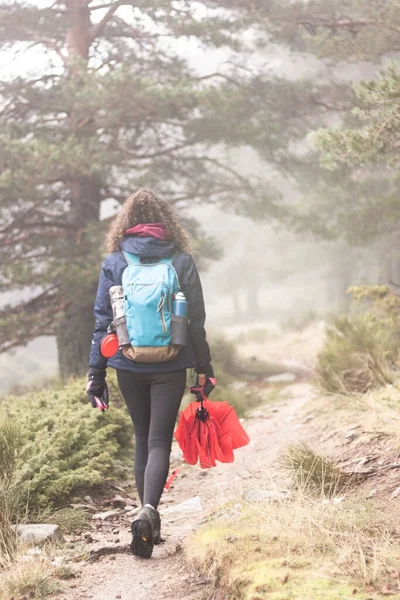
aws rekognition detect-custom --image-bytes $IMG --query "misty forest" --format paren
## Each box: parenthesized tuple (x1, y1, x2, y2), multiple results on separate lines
(2, 1, 400, 598)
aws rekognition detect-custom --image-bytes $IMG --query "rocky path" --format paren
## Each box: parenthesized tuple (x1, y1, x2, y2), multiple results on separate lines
(62, 383, 315, 600)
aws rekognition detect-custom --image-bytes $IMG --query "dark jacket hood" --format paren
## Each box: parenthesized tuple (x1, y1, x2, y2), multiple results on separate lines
(120, 236, 179, 258)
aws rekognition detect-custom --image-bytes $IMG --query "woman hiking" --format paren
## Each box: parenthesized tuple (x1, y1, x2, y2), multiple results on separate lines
(86, 189, 215, 559)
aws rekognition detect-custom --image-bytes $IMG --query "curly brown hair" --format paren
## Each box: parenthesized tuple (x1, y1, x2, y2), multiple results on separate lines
(105, 189, 192, 253)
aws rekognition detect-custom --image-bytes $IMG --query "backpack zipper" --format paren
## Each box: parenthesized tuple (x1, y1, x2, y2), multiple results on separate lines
(157, 294, 167, 334)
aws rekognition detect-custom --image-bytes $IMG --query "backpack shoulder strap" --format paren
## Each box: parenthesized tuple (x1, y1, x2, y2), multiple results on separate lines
(158, 252, 181, 290)
(158, 251, 180, 266)
(122, 250, 141, 265)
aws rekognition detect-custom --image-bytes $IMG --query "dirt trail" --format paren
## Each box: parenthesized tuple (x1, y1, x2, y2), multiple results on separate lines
(63, 383, 315, 600)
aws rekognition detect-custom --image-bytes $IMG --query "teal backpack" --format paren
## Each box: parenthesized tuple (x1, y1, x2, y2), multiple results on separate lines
(121, 251, 181, 363)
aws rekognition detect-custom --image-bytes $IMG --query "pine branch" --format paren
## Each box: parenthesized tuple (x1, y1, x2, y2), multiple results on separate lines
(89, 0, 128, 42)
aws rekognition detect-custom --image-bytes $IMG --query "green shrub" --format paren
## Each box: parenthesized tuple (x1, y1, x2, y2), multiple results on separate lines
(317, 315, 395, 394)
(209, 334, 240, 377)
(0, 375, 133, 511)
(317, 285, 400, 394)
(282, 310, 318, 332)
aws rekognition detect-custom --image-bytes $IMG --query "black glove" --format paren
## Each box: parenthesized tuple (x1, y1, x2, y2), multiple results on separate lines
(190, 366, 216, 401)
(86, 368, 109, 412)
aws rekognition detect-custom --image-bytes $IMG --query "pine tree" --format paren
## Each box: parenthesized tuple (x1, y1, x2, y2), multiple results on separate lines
(0, 0, 278, 378)
(219, 0, 400, 282)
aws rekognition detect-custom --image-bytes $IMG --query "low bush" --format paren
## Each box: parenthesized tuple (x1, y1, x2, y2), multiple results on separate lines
(317, 286, 400, 394)
(282, 309, 318, 332)
(0, 374, 133, 512)
(209, 334, 240, 378)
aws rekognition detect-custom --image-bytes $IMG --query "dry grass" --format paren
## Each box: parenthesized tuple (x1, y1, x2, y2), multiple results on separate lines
(0, 421, 24, 564)
(0, 558, 58, 599)
(281, 443, 354, 497)
(34, 507, 88, 534)
(317, 316, 395, 395)
(188, 490, 400, 600)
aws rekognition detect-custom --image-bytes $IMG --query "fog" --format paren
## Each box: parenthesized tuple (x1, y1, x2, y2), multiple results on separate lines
(0, 1, 393, 394)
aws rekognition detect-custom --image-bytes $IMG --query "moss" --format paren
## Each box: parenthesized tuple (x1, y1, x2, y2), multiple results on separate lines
(188, 499, 396, 600)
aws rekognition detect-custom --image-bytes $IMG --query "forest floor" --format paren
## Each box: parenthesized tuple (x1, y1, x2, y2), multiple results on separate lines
(58, 325, 321, 599)
(12, 322, 400, 600)
(60, 382, 314, 600)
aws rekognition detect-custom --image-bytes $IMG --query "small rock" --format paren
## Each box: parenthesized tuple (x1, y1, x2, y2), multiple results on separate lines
(391, 486, 400, 499)
(202, 503, 242, 523)
(84, 533, 94, 543)
(243, 489, 289, 503)
(83, 495, 93, 504)
(303, 414, 314, 423)
(161, 496, 203, 514)
(111, 484, 126, 493)
(25, 546, 42, 556)
(251, 411, 266, 419)
(125, 506, 141, 518)
(114, 538, 120, 543)
(230, 381, 248, 391)
(112, 495, 126, 509)
(15, 524, 62, 544)
(116, 596, 121, 599)
(333, 497, 344, 504)
(266, 372, 296, 384)
(112, 529, 120, 535)
(170, 450, 183, 463)
(92, 510, 120, 521)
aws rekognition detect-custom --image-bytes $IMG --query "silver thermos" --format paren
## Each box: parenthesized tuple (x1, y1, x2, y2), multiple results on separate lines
(109, 286, 130, 347)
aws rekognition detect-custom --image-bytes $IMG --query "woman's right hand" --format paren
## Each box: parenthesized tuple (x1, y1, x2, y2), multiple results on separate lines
(86, 368, 109, 411)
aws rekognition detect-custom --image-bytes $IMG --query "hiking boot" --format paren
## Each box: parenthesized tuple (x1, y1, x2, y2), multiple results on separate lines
(130, 506, 161, 558)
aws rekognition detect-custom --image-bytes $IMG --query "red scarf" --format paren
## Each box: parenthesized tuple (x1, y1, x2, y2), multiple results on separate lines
(125, 223, 169, 240)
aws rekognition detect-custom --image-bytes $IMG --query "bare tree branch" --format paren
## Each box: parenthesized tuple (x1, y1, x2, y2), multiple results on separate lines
(89, 0, 126, 43)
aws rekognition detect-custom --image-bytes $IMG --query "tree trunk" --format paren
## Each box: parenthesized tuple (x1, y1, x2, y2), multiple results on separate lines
(66, 0, 91, 63)
(56, 176, 102, 380)
(389, 235, 400, 284)
(232, 291, 242, 318)
(57, 291, 97, 379)
(246, 285, 261, 319)
(328, 245, 355, 311)
(55, 3, 101, 380)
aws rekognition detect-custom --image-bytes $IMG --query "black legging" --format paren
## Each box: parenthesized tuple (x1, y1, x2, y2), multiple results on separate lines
(117, 369, 186, 509)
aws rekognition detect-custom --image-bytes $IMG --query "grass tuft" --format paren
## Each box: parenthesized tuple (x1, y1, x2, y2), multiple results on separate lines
(0, 420, 24, 564)
(34, 507, 88, 534)
(0, 559, 58, 599)
(54, 565, 77, 580)
(281, 443, 354, 497)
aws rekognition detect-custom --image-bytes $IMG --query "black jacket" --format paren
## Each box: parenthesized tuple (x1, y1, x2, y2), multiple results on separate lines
(89, 235, 212, 374)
